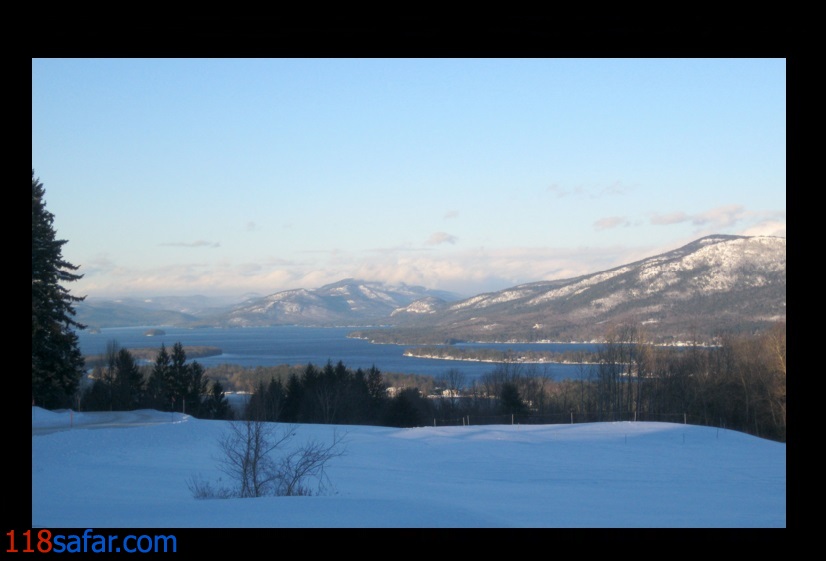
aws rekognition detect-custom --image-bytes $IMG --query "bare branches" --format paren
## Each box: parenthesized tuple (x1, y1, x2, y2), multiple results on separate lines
(195, 418, 346, 499)
(276, 430, 347, 497)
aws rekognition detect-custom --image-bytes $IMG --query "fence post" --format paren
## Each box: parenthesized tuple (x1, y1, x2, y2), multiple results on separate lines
(683, 412, 687, 425)
(511, 414, 514, 425)
(570, 411, 573, 424)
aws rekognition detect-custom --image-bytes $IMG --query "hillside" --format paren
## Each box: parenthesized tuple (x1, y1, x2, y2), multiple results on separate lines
(219, 279, 458, 327)
(355, 235, 786, 344)
(31, 408, 785, 529)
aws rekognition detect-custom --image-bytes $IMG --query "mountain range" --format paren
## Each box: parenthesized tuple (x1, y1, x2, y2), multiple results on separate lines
(76, 280, 458, 330)
(355, 234, 786, 344)
(76, 234, 785, 344)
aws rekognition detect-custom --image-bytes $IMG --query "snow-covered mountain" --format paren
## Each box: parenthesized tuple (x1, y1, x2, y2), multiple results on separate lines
(357, 235, 786, 344)
(220, 279, 458, 327)
(390, 296, 450, 316)
(75, 235, 785, 340)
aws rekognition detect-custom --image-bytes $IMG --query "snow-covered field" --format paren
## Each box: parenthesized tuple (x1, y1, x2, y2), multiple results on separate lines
(31, 407, 785, 529)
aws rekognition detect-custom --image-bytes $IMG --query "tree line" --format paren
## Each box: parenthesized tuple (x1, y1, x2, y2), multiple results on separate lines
(81, 341, 232, 420)
(236, 321, 786, 442)
(71, 320, 785, 442)
(421, 322, 786, 442)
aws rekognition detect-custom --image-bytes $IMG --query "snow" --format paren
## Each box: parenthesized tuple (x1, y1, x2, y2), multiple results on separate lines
(31, 407, 785, 529)
(527, 267, 633, 305)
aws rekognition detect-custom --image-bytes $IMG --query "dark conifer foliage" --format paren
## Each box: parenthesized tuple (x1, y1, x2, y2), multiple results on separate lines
(113, 347, 144, 410)
(498, 382, 528, 416)
(382, 388, 431, 428)
(245, 361, 391, 426)
(143, 342, 209, 414)
(31, 170, 86, 408)
(202, 381, 233, 420)
(146, 344, 172, 410)
(81, 342, 145, 411)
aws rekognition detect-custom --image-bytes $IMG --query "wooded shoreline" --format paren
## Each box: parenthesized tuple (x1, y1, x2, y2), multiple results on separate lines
(84, 345, 222, 364)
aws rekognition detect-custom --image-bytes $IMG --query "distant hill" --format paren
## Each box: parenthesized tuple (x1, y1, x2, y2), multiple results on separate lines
(217, 279, 459, 327)
(75, 301, 201, 329)
(74, 235, 785, 344)
(353, 235, 786, 345)
(76, 281, 459, 329)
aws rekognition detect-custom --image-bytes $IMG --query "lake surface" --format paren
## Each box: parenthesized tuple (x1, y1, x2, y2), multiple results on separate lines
(76, 326, 601, 382)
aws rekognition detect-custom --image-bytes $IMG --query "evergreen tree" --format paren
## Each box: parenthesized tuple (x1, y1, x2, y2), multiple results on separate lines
(282, 370, 306, 422)
(365, 364, 387, 420)
(382, 388, 430, 428)
(146, 344, 172, 410)
(32, 170, 86, 408)
(184, 360, 209, 416)
(113, 347, 144, 410)
(168, 342, 189, 410)
(264, 377, 286, 421)
(203, 381, 232, 420)
(246, 381, 268, 420)
(81, 378, 110, 412)
(158, 342, 209, 415)
(499, 382, 528, 417)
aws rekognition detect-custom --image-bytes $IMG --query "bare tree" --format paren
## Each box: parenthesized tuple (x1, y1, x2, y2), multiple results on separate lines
(207, 417, 345, 498)
(276, 432, 347, 496)
(218, 418, 295, 498)
(435, 368, 466, 413)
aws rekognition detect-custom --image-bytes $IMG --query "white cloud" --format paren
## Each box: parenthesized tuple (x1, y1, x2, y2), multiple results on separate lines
(593, 217, 629, 231)
(650, 211, 690, 225)
(738, 220, 786, 238)
(77, 242, 641, 299)
(425, 232, 457, 245)
(648, 205, 785, 240)
(691, 204, 746, 229)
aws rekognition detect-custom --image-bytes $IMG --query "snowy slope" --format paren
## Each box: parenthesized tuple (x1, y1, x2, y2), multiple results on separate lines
(31, 408, 785, 528)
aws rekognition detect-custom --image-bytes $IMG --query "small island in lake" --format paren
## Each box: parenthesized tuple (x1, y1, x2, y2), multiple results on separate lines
(144, 329, 166, 336)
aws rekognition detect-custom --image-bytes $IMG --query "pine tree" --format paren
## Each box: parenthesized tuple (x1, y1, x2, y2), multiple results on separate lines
(499, 382, 528, 417)
(203, 381, 232, 420)
(168, 342, 189, 410)
(32, 170, 86, 409)
(113, 347, 144, 410)
(184, 360, 209, 416)
(146, 344, 172, 410)
(282, 371, 305, 422)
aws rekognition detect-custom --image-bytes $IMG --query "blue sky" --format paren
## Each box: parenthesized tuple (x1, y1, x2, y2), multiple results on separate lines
(32, 58, 786, 299)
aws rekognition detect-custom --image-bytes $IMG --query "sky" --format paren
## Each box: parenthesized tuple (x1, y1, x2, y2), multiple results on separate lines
(30, 407, 786, 531)
(31, 58, 786, 299)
